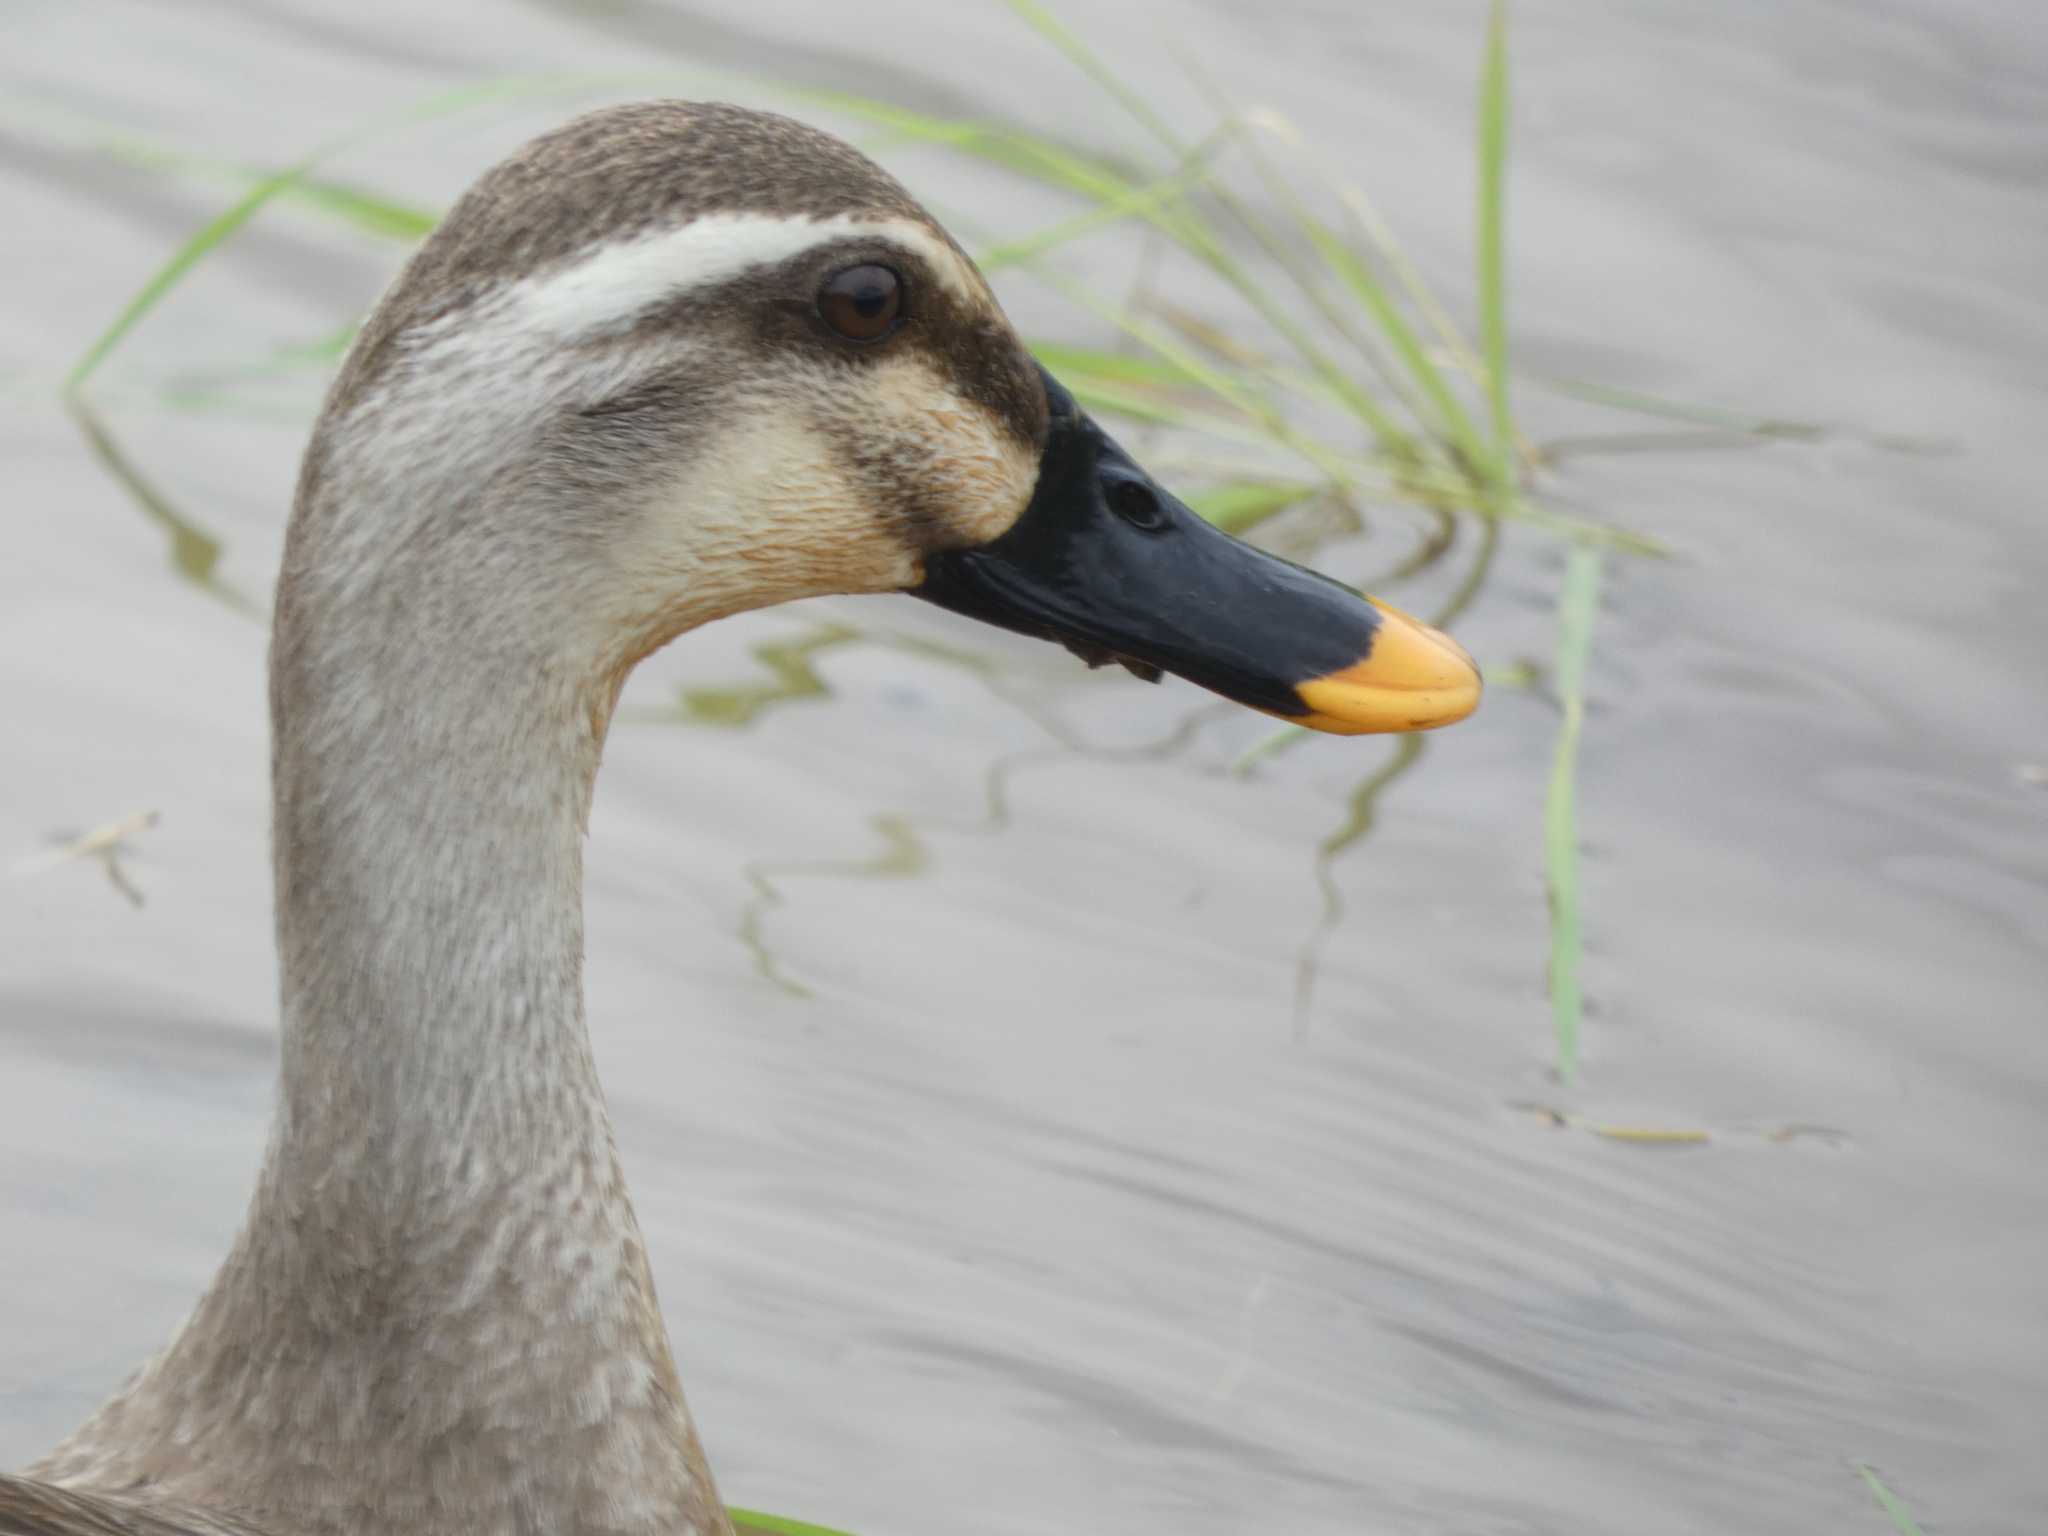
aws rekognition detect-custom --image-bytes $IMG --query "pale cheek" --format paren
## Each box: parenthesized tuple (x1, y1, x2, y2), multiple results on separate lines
(742, 466, 923, 595)
(597, 363, 1032, 681)
(603, 416, 919, 651)
(908, 400, 1039, 546)
(843, 356, 1040, 548)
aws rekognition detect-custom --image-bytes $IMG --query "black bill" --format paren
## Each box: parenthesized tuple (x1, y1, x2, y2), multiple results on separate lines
(914, 369, 1481, 735)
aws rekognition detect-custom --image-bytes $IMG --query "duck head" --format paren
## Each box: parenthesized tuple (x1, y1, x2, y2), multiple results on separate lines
(302, 102, 1479, 734)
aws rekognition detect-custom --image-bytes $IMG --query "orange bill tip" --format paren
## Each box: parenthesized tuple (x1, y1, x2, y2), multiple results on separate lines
(1289, 598, 1482, 735)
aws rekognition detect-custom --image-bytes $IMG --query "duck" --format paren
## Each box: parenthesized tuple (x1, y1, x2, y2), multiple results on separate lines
(1, 101, 1480, 1536)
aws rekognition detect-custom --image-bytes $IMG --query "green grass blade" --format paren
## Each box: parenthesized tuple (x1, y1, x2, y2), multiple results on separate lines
(1091, 14, 1439, 456)
(1183, 480, 1319, 534)
(1477, 0, 1513, 497)
(278, 176, 438, 241)
(978, 128, 1229, 272)
(1499, 494, 1663, 556)
(1003, 0, 1185, 155)
(1147, 175, 1421, 453)
(280, 322, 362, 364)
(66, 156, 321, 394)
(1028, 341, 1202, 390)
(1546, 543, 1601, 1082)
(835, 66, 1432, 465)
(1058, 154, 1424, 453)
(1031, 270, 1295, 440)
(1034, 271, 1437, 496)
(1163, 82, 1432, 443)
(64, 73, 658, 393)
(982, 7, 1426, 457)
(799, 88, 1138, 204)
(1168, 68, 1436, 432)
(92, 134, 440, 242)
(1302, 216, 1491, 475)
(1855, 1466, 1927, 1536)
(728, 1508, 860, 1536)
(1218, 109, 1499, 432)
(1061, 379, 1198, 426)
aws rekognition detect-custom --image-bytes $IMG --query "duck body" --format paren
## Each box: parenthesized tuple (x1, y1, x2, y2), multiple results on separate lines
(3, 102, 1477, 1536)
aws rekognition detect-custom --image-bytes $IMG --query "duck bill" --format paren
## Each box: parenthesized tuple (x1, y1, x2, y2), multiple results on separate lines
(914, 369, 1481, 735)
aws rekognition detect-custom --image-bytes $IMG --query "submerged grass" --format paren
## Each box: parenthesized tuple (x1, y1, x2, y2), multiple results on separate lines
(673, 624, 861, 728)
(1855, 1465, 1927, 1536)
(740, 814, 929, 998)
(66, 398, 262, 618)
(1294, 734, 1427, 1033)
(1545, 544, 1602, 1083)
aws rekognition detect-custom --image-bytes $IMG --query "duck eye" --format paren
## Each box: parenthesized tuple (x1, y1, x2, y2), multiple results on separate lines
(818, 264, 903, 342)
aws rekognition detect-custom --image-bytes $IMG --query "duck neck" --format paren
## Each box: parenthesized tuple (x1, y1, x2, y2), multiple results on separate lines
(39, 487, 731, 1536)
(264, 573, 614, 1259)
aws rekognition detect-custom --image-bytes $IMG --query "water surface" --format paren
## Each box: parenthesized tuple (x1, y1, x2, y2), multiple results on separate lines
(2, 2, 2044, 1532)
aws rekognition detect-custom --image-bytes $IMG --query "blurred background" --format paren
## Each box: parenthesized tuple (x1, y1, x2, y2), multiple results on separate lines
(3, 2, 2045, 1532)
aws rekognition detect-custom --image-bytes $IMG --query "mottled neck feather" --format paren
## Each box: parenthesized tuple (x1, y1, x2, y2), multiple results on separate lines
(31, 461, 732, 1536)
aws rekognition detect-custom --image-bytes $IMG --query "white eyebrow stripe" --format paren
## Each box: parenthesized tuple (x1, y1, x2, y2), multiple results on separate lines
(505, 212, 986, 342)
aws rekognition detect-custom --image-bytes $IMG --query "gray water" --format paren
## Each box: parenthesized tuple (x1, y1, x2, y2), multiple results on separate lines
(3, 1, 2045, 1532)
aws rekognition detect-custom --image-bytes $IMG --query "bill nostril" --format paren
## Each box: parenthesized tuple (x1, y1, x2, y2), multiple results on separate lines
(1107, 476, 1168, 532)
